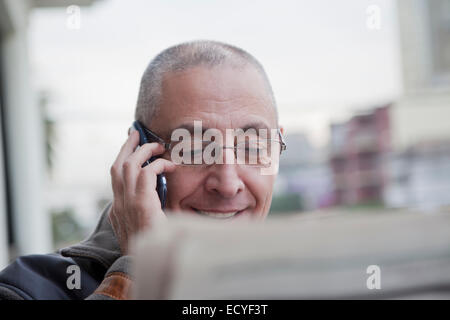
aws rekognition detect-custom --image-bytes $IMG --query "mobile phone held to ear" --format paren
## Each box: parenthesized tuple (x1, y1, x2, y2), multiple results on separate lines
(131, 121, 167, 209)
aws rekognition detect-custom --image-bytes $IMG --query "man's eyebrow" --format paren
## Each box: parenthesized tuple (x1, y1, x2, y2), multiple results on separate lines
(240, 121, 271, 132)
(177, 121, 271, 130)
(168, 121, 272, 137)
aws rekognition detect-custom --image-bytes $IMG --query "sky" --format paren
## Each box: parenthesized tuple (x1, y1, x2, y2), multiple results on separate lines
(28, 0, 402, 199)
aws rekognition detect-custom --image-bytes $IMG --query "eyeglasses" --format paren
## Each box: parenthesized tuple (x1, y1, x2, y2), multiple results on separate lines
(139, 121, 287, 167)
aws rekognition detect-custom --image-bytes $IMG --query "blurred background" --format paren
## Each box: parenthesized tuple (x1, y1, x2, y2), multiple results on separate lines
(0, 0, 449, 268)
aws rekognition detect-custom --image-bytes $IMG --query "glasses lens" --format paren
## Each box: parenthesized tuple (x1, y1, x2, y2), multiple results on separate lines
(169, 139, 280, 167)
(235, 139, 270, 166)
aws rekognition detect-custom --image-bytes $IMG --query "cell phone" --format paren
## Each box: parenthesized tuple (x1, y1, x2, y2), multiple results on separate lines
(131, 120, 167, 209)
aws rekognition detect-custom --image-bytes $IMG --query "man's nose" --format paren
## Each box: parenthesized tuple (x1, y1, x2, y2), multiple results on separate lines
(204, 149, 245, 198)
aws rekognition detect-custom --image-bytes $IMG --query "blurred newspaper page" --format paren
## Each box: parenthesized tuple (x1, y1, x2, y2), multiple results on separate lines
(131, 210, 450, 299)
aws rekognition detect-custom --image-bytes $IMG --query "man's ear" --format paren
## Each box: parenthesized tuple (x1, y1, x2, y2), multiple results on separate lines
(279, 126, 285, 136)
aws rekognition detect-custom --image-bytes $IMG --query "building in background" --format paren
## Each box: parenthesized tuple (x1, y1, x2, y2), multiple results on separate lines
(0, 0, 99, 269)
(384, 140, 450, 210)
(274, 132, 333, 213)
(392, 0, 450, 150)
(329, 105, 391, 206)
(383, 0, 450, 211)
(328, 0, 450, 210)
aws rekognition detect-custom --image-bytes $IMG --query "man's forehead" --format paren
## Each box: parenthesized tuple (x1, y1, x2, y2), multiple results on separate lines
(156, 115, 272, 139)
(153, 65, 277, 137)
(161, 64, 271, 101)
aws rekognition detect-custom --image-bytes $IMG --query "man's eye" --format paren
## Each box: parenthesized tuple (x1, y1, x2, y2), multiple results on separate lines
(179, 148, 201, 156)
(178, 148, 200, 157)
(191, 149, 203, 156)
(246, 140, 266, 150)
(245, 147, 260, 154)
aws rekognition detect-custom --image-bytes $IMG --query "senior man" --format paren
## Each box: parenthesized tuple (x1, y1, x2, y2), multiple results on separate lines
(0, 40, 286, 300)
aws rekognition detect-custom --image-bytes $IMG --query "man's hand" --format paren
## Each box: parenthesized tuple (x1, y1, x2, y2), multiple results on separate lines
(108, 130, 176, 254)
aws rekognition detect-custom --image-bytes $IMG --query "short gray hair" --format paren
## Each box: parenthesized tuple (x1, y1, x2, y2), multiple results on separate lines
(134, 40, 277, 126)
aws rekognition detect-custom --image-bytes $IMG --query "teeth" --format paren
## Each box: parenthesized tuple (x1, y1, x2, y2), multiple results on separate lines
(195, 210, 239, 219)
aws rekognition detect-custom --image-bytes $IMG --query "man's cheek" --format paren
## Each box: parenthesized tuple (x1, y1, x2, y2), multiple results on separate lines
(165, 172, 184, 209)
(166, 171, 200, 208)
(247, 175, 275, 211)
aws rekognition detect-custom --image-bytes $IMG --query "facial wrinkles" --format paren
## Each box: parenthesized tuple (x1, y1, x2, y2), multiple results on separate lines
(152, 66, 278, 219)
(171, 109, 274, 135)
(177, 97, 272, 121)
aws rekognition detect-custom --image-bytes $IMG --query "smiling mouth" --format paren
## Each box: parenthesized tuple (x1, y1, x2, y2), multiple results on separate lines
(192, 208, 244, 219)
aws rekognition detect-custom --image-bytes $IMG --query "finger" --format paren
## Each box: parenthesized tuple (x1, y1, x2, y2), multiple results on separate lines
(127, 142, 165, 169)
(113, 130, 140, 170)
(143, 158, 176, 176)
(123, 143, 166, 191)
(110, 131, 140, 201)
(135, 159, 176, 194)
(110, 133, 134, 196)
(111, 160, 126, 199)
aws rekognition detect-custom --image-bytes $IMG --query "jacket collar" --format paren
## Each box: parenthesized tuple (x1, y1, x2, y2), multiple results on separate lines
(59, 202, 121, 270)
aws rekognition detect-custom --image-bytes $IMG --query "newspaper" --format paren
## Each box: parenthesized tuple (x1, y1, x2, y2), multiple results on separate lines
(130, 210, 450, 299)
